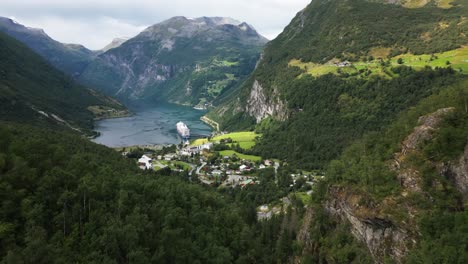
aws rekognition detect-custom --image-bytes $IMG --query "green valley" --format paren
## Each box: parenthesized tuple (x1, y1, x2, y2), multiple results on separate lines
(1, 0, 467, 263)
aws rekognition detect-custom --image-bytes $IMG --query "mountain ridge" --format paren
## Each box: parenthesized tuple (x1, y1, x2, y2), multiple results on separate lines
(0, 17, 96, 76)
(79, 16, 268, 106)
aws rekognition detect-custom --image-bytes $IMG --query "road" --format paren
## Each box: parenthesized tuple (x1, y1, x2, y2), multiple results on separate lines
(196, 162, 207, 175)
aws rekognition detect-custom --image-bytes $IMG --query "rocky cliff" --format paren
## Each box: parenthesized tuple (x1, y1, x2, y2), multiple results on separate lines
(321, 107, 465, 263)
(443, 143, 468, 200)
(246, 80, 288, 122)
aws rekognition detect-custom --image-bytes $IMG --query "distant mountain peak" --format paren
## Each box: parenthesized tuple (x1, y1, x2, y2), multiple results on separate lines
(140, 16, 267, 44)
(100, 37, 130, 52)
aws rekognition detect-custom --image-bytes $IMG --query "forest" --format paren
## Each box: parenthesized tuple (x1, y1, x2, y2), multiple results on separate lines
(253, 67, 463, 169)
(0, 123, 322, 263)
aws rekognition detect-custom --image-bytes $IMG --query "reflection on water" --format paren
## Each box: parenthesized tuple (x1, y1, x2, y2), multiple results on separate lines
(93, 102, 212, 147)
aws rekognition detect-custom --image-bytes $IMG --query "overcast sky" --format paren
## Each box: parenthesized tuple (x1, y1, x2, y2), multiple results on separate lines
(2, 0, 311, 50)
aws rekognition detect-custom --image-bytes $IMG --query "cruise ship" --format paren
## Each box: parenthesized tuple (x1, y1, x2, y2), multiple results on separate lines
(176, 121, 190, 141)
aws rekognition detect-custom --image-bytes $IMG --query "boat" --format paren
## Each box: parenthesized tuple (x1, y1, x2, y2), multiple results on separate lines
(176, 121, 190, 141)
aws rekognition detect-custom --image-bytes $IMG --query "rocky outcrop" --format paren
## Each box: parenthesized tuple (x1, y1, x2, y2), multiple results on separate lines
(296, 206, 315, 260)
(443, 143, 468, 200)
(322, 108, 459, 263)
(392, 107, 454, 193)
(325, 189, 414, 263)
(246, 80, 288, 122)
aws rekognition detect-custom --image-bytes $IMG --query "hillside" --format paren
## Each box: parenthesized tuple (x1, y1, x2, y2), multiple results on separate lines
(79, 16, 268, 106)
(0, 17, 95, 76)
(208, 0, 468, 169)
(0, 123, 317, 263)
(0, 31, 128, 134)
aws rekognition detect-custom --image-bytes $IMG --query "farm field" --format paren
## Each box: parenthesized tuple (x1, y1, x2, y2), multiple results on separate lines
(218, 150, 262, 162)
(191, 131, 261, 150)
(289, 46, 468, 78)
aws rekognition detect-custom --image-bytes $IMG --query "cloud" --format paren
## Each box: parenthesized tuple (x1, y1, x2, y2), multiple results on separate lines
(15, 16, 146, 50)
(2, 0, 311, 49)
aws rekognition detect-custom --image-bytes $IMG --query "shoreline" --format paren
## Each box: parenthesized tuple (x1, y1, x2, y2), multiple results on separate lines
(200, 115, 220, 132)
(93, 111, 133, 121)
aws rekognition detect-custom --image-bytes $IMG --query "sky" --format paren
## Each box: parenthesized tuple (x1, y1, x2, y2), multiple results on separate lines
(1, 0, 311, 50)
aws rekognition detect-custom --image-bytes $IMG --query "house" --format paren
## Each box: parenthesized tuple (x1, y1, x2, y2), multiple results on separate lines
(337, 61, 351, 67)
(185, 142, 214, 155)
(138, 155, 153, 170)
(259, 164, 266, 169)
(239, 165, 248, 171)
(264, 160, 272, 166)
(164, 153, 177, 161)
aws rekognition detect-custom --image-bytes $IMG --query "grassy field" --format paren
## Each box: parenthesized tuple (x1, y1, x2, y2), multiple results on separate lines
(289, 46, 468, 79)
(155, 160, 192, 171)
(218, 150, 262, 162)
(191, 131, 261, 150)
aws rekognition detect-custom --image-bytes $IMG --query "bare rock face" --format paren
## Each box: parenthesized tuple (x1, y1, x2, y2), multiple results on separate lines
(444, 144, 468, 200)
(246, 80, 288, 123)
(392, 107, 455, 193)
(325, 189, 413, 263)
(321, 108, 459, 263)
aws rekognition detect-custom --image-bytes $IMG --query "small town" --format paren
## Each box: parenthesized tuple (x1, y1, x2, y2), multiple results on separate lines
(118, 123, 324, 219)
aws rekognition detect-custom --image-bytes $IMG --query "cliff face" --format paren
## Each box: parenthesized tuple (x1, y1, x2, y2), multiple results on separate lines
(325, 189, 413, 263)
(246, 80, 288, 122)
(320, 108, 464, 263)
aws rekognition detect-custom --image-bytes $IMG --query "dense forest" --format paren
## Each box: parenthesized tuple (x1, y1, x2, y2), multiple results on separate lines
(0, 124, 321, 263)
(254, 67, 464, 169)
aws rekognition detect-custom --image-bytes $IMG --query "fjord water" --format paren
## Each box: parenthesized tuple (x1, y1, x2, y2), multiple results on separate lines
(93, 102, 212, 147)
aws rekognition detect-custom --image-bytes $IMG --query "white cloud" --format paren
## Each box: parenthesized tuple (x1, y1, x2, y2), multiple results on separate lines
(1, 0, 311, 49)
(12, 16, 146, 50)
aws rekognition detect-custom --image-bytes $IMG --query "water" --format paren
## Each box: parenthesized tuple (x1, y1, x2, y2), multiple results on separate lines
(93, 102, 212, 147)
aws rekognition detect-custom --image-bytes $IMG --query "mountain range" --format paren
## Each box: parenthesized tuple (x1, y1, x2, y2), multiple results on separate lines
(0, 16, 268, 107)
(79, 16, 268, 106)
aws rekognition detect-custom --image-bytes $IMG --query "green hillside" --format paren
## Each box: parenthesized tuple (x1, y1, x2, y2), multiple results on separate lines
(0, 31, 127, 133)
(209, 0, 468, 169)
(0, 123, 314, 263)
(306, 80, 468, 263)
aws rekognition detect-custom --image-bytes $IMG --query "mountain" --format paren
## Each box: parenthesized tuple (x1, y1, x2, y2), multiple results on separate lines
(0, 31, 128, 134)
(204, 0, 468, 262)
(79, 16, 268, 106)
(208, 0, 468, 168)
(100, 37, 129, 52)
(0, 17, 95, 76)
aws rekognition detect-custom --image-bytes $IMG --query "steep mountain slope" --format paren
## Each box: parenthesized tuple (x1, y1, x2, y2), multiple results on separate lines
(0, 17, 95, 76)
(79, 16, 268, 106)
(209, 0, 468, 168)
(303, 80, 468, 263)
(0, 31, 127, 133)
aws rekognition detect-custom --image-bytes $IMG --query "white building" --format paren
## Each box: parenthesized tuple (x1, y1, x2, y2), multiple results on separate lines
(138, 155, 153, 170)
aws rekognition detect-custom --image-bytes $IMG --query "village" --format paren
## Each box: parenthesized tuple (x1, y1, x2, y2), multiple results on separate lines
(121, 129, 325, 219)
